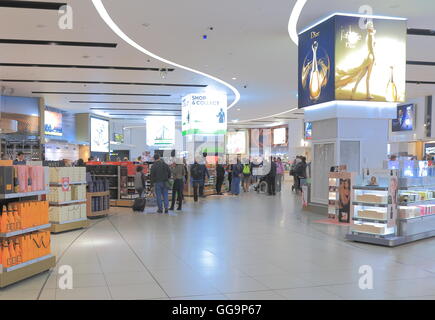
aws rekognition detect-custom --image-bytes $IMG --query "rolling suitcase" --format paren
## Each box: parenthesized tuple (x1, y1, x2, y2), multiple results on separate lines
(132, 197, 146, 212)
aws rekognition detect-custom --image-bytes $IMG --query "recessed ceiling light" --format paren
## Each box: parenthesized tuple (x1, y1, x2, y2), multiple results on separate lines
(232, 77, 237, 80)
(82, 55, 90, 59)
(237, 108, 240, 111)
(232, 119, 239, 123)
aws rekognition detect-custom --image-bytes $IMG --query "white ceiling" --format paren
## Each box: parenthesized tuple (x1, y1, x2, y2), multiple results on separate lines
(0, 0, 434, 125)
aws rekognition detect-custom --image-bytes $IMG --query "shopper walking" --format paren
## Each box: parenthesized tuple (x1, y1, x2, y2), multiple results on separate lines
(199, 162, 210, 198)
(293, 156, 307, 193)
(226, 163, 232, 193)
(134, 166, 147, 198)
(190, 160, 203, 202)
(215, 162, 225, 195)
(267, 157, 277, 196)
(169, 160, 186, 211)
(231, 160, 243, 195)
(150, 154, 171, 213)
(275, 157, 285, 192)
(242, 161, 252, 192)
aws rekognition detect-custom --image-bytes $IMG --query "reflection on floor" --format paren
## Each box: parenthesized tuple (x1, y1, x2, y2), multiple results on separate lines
(2, 184, 435, 300)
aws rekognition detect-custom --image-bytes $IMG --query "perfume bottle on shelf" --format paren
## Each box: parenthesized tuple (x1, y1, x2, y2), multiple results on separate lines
(386, 66, 398, 102)
(309, 41, 322, 100)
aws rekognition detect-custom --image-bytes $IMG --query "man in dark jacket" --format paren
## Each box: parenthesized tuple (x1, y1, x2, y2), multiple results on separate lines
(150, 154, 171, 213)
(190, 160, 203, 202)
(198, 163, 210, 197)
(267, 157, 277, 196)
(215, 162, 225, 195)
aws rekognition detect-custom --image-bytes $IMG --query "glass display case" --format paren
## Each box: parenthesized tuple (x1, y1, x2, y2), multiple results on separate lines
(347, 163, 435, 246)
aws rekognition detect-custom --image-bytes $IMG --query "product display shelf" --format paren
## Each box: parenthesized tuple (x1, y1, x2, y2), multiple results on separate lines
(347, 165, 435, 246)
(50, 218, 89, 234)
(0, 224, 51, 238)
(0, 254, 56, 288)
(49, 181, 87, 186)
(0, 185, 56, 287)
(49, 199, 86, 206)
(346, 169, 399, 246)
(0, 190, 48, 200)
(86, 191, 110, 218)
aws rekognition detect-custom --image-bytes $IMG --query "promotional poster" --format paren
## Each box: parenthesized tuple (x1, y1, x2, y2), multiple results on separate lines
(146, 116, 175, 147)
(298, 17, 335, 108)
(226, 131, 247, 154)
(182, 93, 227, 136)
(335, 15, 406, 103)
(44, 110, 63, 136)
(90, 117, 109, 153)
(392, 103, 414, 132)
(298, 14, 406, 108)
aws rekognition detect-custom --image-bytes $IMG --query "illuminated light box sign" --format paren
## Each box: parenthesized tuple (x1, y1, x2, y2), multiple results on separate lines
(298, 14, 407, 108)
(146, 116, 175, 146)
(304, 122, 312, 140)
(273, 127, 287, 145)
(90, 117, 109, 153)
(182, 93, 227, 136)
(227, 131, 247, 154)
(392, 103, 414, 132)
(44, 110, 63, 136)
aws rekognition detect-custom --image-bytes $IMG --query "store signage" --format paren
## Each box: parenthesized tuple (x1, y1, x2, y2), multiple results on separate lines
(298, 14, 407, 108)
(182, 92, 227, 136)
(146, 116, 175, 147)
(61, 177, 70, 192)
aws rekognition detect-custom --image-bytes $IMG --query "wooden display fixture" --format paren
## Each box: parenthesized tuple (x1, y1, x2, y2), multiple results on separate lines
(87, 191, 110, 218)
(111, 199, 133, 207)
(50, 219, 89, 234)
(0, 255, 56, 288)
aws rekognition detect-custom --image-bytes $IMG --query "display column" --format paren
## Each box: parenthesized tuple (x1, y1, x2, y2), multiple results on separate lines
(305, 103, 395, 208)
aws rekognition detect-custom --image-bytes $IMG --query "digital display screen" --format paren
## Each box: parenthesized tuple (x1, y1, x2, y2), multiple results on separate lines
(392, 104, 414, 132)
(273, 127, 287, 145)
(146, 116, 175, 146)
(114, 133, 124, 143)
(305, 122, 312, 140)
(90, 117, 109, 152)
(44, 110, 62, 136)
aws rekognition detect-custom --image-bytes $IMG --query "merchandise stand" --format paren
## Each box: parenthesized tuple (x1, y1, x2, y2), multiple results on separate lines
(0, 190, 56, 288)
(86, 191, 110, 218)
(346, 162, 435, 246)
(48, 167, 88, 233)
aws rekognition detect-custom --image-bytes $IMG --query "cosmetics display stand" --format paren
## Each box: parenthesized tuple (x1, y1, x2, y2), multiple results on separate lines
(346, 162, 435, 246)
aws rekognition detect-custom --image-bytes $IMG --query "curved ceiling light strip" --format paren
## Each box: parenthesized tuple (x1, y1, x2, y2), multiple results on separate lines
(91, 0, 240, 109)
(288, 0, 308, 46)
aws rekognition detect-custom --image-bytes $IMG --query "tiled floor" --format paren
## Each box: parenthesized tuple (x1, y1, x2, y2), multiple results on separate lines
(2, 183, 435, 300)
